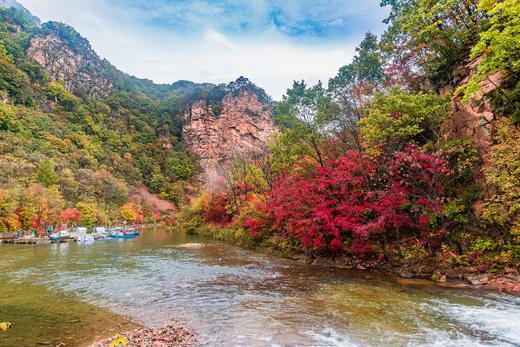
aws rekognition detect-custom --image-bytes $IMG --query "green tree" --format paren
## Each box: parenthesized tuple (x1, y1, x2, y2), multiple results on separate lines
(0, 41, 34, 104)
(37, 159, 59, 187)
(327, 33, 385, 146)
(458, 0, 520, 108)
(47, 81, 80, 111)
(275, 81, 338, 167)
(163, 153, 194, 181)
(359, 88, 449, 151)
(380, 0, 482, 86)
(148, 167, 168, 194)
(480, 118, 520, 235)
(0, 104, 17, 131)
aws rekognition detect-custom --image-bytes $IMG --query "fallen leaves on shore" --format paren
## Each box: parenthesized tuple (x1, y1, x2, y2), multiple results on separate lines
(0, 322, 11, 331)
(91, 324, 196, 347)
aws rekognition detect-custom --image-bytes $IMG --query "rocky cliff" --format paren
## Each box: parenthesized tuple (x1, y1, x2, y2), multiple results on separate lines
(27, 22, 114, 98)
(443, 59, 506, 158)
(182, 90, 276, 187)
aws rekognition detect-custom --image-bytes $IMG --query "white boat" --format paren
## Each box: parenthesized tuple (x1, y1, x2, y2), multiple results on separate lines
(77, 234, 95, 244)
(59, 229, 70, 238)
(93, 226, 106, 234)
(76, 227, 88, 233)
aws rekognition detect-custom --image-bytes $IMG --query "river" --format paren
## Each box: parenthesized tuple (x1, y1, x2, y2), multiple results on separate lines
(0, 229, 519, 347)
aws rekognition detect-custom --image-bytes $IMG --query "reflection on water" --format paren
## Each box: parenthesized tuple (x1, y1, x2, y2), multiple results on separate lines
(1, 229, 519, 347)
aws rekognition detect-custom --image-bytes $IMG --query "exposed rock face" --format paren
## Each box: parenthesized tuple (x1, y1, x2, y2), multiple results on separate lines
(182, 90, 276, 187)
(27, 30, 113, 97)
(442, 59, 506, 157)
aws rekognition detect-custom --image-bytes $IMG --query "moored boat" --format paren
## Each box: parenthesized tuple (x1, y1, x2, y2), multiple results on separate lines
(112, 231, 139, 239)
(77, 234, 95, 244)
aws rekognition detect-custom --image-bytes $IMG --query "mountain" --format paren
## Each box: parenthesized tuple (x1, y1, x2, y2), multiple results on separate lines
(0, 2, 276, 229)
(183, 77, 276, 188)
(0, 0, 39, 25)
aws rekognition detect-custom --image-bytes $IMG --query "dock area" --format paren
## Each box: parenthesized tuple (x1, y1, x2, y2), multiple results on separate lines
(0, 224, 157, 245)
(0, 238, 74, 245)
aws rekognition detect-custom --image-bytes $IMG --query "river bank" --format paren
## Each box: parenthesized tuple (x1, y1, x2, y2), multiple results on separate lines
(293, 253, 520, 295)
(184, 224, 520, 295)
(89, 323, 197, 347)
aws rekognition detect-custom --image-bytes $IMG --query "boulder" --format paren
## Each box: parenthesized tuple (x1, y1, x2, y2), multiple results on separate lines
(466, 274, 490, 286)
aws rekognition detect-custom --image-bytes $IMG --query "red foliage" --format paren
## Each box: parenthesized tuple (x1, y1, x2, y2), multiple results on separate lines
(348, 239, 374, 257)
(243, 147, 451, 258)
(204, 194, 232, 224)
(60, 208, 81, 224)
(243, 218, 264, 237)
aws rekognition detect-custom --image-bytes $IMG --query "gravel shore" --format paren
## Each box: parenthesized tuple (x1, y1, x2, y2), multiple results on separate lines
(89, 323, 197, 347)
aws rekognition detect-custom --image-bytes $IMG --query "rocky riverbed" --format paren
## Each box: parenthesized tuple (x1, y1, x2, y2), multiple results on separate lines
(89, 323, 197, 347)
(292, 254, 520, 295)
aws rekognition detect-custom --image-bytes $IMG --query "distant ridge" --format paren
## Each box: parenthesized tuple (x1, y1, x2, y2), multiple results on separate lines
(0, 0, 40, 24)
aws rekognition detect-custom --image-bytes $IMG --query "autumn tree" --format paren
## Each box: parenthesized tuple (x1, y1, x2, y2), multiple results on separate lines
(0, 188, 19, 232)
(120, 202, 138, 223)
(76, 202, 97, 227)
(380, 0, 482, 86)
(18, 184, 64, 231)
(60, 208, 81, 225)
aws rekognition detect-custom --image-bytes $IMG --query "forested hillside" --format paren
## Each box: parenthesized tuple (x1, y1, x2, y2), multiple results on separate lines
(0, 4, 268, 230)
(181, 0, 520, 281)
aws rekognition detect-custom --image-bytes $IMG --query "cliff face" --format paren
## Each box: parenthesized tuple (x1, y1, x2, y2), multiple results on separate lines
(182, 90, 276, 187)
(27, 26, 113, 98)
(443, 59, 505, 157)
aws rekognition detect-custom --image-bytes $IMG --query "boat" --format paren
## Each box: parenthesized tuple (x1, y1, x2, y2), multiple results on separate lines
(75, 227, 88, 233)
(93, 226, 106, 234)
(77, 234, 95, 244)
(49, 232, 60, 241)
(112, 231, 139, 239)
(59, 229, 70, 238)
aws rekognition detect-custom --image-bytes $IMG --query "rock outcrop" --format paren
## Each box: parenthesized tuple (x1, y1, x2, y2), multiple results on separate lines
(442, 59, 506, 157)
(182, 90, 276, 187)
(27, 23, 113, 98)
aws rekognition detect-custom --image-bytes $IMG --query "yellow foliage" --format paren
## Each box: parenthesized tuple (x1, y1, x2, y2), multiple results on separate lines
(120, 203, 137, 223)
(0, 322, 11, 331)
(108, 336, 128, 347)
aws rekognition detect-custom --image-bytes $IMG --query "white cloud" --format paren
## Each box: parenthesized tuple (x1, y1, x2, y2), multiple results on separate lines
(17, 0, 387, 99)
(203, 29, 237, 49)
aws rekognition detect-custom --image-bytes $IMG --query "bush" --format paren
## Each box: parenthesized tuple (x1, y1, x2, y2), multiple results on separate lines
(359, 89, 449, 151)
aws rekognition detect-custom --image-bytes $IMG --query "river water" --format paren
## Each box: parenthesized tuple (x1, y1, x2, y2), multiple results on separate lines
(0, 229, 519, 347)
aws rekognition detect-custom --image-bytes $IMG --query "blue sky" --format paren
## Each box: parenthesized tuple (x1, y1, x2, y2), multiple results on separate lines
(18, 0, 389, 99)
